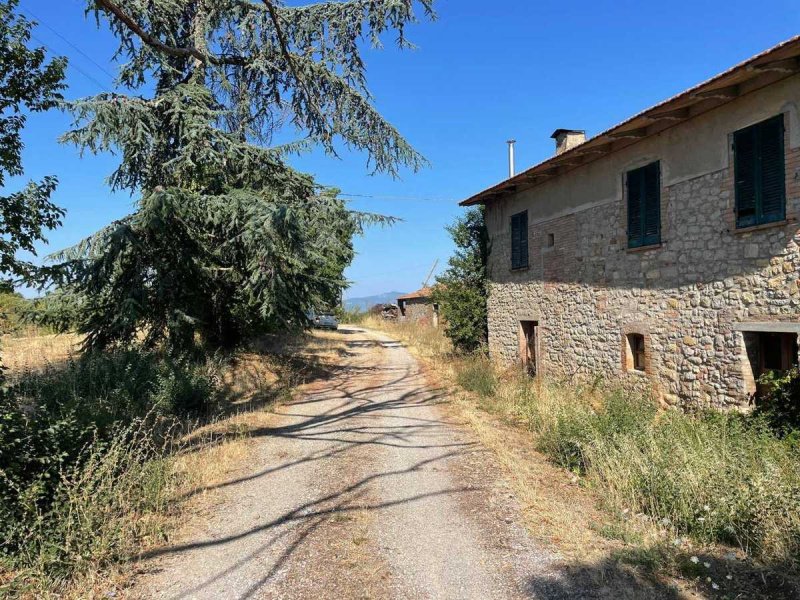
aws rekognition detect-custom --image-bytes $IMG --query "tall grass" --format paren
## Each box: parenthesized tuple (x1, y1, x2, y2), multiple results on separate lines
(5, 418, 180, 596)
(0, 351, 218, 597)
(465, 362, 800, 566)
(1, 333, 313, 597)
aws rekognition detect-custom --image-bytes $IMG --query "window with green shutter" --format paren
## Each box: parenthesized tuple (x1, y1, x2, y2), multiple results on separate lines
(510, 210, 528, 270)
(627, 161, 661, 248)
(734, 114, 786, 229)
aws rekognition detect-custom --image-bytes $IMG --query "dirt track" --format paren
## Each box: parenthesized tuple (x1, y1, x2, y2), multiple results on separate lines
(131, 327, 653, 599)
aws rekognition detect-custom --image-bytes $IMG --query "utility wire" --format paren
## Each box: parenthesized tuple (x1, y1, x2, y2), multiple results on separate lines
(27, 30, 109, 92)
(337, 192, 456, 203)
(20, 3, 115, 92)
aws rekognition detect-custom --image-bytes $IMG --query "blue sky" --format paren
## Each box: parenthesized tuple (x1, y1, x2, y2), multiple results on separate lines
(8, 0, 800, 299)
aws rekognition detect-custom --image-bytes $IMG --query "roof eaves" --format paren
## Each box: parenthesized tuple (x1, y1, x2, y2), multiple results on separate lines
(460, 35, 800, 207)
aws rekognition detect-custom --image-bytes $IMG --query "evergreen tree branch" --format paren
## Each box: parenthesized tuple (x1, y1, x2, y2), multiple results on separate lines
(94, 0, 248, 65)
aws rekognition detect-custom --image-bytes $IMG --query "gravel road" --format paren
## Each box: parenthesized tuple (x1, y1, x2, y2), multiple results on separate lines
(132, 327, 591, 599)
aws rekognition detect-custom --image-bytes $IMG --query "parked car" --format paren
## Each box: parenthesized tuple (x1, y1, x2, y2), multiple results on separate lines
(312, 312, 339, 330)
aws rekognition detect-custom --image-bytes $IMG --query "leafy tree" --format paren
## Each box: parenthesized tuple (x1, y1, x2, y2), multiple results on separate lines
(434, 207, 488, 353)
(53, 0, 433, 352)
(0, 0, 66, 290)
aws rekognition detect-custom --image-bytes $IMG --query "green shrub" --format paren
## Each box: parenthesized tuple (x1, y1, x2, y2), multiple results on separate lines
(587, 410, 800, 561)
(0, 394, 89, 555)
(434, 207, 489, 353)
(13, 350, 217, 432)
(4, 419, 177, 594)
(0, 350, 216, 563)
(755, 367, 800, 438)
(535, 400, 596, 472)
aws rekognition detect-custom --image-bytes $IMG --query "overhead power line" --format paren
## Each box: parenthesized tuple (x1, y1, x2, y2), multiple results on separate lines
(19, 2, 115, 91)
(337, 192, 456, 203)
(28, 30, 109, 92)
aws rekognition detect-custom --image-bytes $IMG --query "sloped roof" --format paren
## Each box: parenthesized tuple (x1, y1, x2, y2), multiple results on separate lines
(397, 286, 434, 301)
(461, 35, 800, 206)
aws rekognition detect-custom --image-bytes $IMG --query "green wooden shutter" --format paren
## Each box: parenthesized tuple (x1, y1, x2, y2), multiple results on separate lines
(734, 125, 757, 228)
(758, 115, 785, 223)
(643, 161, 661, 246)
(511, 213, 521, 269)
(510, 211, 528, 269)
(518, 210, 528, 268)
(627, 167, 644, 248)
(735, 115, 785, 228)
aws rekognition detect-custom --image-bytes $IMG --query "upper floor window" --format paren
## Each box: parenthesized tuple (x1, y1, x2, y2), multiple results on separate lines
(627, 161, 661, 248)
(734, 114, 785, 229)
(510, 210, 528, 270)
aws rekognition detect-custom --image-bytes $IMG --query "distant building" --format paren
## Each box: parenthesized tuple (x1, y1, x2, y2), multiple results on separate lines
(397, 287, 440, 327)
(461, 36, 800, 409)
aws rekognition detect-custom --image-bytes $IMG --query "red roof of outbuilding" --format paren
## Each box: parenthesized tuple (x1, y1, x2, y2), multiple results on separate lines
(397, 287, 434, 301)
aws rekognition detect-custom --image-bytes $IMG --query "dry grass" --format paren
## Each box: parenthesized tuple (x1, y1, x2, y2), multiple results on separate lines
(1, 332, 81, 377)
(356, 315, 452, 359)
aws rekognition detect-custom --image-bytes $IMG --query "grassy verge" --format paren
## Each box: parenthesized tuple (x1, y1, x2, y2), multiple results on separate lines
(0, 331, 336, 599)
(359, 315, 800, 597)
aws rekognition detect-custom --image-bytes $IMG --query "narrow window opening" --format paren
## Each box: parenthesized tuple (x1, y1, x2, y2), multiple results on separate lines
(625, 333, 646, 372)
(519, 320, 538, 376)
(547, 233, 555, 247)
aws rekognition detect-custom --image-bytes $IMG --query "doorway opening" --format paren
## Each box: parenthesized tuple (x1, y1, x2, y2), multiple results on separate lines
(520, 320, 538, 376)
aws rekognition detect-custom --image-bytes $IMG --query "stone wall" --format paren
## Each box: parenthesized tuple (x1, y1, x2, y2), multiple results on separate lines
(487, 105, 800, 409)
(402, 298, 436, 324)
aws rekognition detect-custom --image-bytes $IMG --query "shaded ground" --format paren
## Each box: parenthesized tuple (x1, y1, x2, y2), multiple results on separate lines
(132, 327, 680, 599)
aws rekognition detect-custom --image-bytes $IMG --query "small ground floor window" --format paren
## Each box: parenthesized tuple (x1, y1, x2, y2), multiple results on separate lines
(624, 332, 647, 372)
(743, 331, 799, 397)
(744, 331, 798, 376)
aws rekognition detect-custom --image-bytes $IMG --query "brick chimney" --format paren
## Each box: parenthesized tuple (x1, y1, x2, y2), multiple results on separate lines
(551, 129, 586, 155)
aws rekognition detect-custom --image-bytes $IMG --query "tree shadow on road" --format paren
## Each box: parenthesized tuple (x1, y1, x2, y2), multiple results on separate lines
(135, 330, 492, 599)
(525, 556, 685, 599)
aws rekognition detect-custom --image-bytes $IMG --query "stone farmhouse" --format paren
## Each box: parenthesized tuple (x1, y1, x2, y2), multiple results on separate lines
(461, 36, 800, 409)
(397, 287, 440, 327)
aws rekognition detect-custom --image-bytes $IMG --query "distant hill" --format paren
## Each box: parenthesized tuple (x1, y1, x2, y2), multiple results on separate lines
(344, 291, 406, 312)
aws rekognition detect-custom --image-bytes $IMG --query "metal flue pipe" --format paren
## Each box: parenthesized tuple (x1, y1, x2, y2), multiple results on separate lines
(506, 139, 516, 178)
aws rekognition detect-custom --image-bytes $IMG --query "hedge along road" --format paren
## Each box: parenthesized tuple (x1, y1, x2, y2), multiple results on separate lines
(131, 327, 671, 600)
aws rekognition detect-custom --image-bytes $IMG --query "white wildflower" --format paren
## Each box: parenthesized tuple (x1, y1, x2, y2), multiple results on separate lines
(690, 556, 700, 564)
(726, 574, 733, 580)
(704, 562, 711, 568)
(712, 583, 719, 590)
